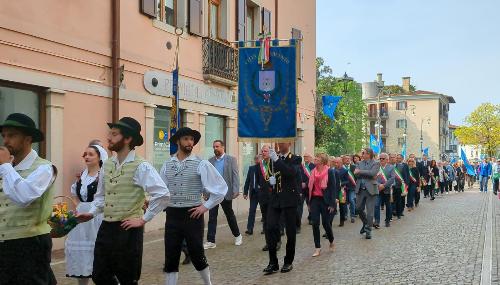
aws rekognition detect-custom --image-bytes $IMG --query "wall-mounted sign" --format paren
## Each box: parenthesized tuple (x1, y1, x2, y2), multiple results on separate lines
(144, 70, 236, 109)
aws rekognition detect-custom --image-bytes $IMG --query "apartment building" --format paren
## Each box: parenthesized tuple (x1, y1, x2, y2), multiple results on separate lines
(362, 75, 455, 159)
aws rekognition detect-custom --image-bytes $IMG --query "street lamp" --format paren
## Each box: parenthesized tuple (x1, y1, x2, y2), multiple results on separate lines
(339, 72, 353, 96)
(420, 116, 431, 156)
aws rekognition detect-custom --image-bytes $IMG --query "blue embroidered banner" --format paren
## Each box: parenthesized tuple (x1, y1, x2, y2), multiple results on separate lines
(238, 44, 297, 141)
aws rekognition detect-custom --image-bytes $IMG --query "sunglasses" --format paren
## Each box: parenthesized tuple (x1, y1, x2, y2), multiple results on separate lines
(380, 157, 386, 160)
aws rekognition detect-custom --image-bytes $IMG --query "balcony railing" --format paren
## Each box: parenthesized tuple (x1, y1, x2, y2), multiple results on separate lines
(202, 38, 239, 87)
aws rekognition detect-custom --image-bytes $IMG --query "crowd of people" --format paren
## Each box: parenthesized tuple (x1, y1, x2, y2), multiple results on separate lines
(1, 112, 499, 285)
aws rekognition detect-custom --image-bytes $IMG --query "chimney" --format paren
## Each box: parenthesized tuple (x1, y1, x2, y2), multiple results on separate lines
(376, 73, 384, 86)
(402, 76, 411, 93)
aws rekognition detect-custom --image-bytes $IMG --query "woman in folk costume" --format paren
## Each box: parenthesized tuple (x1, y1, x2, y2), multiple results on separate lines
(65, 144, 108, 285)
(307, 153, 338, 257)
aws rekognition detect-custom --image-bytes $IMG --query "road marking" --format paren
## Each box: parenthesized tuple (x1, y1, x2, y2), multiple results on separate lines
(480, 192, 493, 285)
(51, 215, 261, 266)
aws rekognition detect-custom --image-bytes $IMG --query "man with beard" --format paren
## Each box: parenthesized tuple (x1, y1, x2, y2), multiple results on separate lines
(77, 117, 170, 285)
(263, 143, 301, 275)
(204, 140, 242, 249)
(160, 127, 227, 285)
(0, 113, 57, 284)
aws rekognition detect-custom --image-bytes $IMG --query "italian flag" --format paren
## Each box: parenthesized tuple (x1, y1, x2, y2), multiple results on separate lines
(394, 168, 408, 194)
(258, 33, 271, 66)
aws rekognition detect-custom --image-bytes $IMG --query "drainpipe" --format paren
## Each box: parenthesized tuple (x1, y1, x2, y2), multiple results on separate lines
(111, 0, 120, 122)
(274, 0, 278, 37)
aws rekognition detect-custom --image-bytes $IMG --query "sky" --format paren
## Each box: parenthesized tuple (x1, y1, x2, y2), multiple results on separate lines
(316, 0, 499, 125)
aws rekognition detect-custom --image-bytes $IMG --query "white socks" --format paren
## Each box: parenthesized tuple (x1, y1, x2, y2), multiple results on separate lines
(198, 267, 212, 285)
(77, 278, 90, 285)
(165, 272, 179, 285)
(165, 268, 211, 285)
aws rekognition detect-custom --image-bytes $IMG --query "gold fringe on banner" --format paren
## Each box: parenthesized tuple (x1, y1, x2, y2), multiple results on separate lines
(237, 137, 297, 143)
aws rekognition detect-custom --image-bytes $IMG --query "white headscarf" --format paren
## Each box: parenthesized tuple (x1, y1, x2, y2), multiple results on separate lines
(91, 144, 109, 162)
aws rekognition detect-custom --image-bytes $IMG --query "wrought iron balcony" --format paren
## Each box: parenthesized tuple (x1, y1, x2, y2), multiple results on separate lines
(202, 38, 238, 87)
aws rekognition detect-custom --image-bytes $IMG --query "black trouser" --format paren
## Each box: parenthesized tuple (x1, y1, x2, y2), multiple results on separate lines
(339, 202, 348, 222)
(265, 206, 296, 265)
(439, 181, 446, 194)
(493, 178, 499, 195)
(92, 221, 144, 285)
(164, 207, 208, 273)
(393, 187, 404, 217)
(296, 192, 307, 228)
(260, 202, 269, 235)
(423, 183, 429, 197)
(381, 193, 392, 222)
(415, 187, 421, 205)
(0, 234, 56, 285)
(310, 197, 334, 248)
(207, 199, 240, 242)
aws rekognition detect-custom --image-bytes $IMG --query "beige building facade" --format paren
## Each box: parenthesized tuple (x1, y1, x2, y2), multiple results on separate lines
(0, 0, 316, 248)
(363, 76, 455, 160)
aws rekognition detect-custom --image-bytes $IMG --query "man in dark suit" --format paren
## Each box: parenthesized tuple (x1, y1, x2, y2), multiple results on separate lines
(243, 155, 263, 235)
(418, 154, 431, 198)
(263, 143, 302, 275)
(354, 148, 380, 240)
(298, 153, 315, 230)
(393, 154, 410, 219)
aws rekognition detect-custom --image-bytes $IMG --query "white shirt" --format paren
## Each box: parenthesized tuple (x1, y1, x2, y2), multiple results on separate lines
(215, 153, 226, 161)
(160, 153, 227, 210)
(0, 149, 54, 207)
(89, 150, 170, 222)
(70, 169, 98, 202)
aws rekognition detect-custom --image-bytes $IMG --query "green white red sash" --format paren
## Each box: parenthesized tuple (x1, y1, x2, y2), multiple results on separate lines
(302, 163, 311, 178)
(394, 168, 408, 194)
(339, 187, 347, 204)
(260, 160, 269, 179)
(344, 165, 356, 185)
(378, 166, 388, 184)
(409, 169, 417, 183)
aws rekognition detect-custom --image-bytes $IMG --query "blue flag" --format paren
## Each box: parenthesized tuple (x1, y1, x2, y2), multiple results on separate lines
(322, 95, 341, 120)
(238, 44, 297, 140)
(461, 149, 476, 176)
(378, 138, 384, 154)
(401, 143, 407, 159)
(370, 134, 380, 154)
(423, 147, 429, 157)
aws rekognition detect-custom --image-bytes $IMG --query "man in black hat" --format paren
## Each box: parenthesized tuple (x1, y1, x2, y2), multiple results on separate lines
(263, 143, 302, 275)
(0, 113, 57, 284)
(77, 116, 170, 285)
(160, 127, 227, 285)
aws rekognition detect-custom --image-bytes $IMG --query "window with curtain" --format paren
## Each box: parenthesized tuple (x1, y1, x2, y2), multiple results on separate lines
(209, 0, 220, 39)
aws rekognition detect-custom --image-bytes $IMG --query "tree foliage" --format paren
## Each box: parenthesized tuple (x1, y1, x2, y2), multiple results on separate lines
(382, 84, 416, 94)
(315, 58, 366, 156)
(454, 103, 500, 157)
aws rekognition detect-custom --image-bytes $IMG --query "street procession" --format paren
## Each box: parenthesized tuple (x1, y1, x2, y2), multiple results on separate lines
(1, 1, 499, 285)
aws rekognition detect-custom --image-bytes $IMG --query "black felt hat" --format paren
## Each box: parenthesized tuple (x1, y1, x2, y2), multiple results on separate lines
(107, 117, 144, 146)
(0, 113, 44, 142)
(169, 127, 201, 146)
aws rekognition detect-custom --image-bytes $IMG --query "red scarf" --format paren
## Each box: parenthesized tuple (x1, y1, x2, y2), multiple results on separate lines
(308, 166, 329, 201)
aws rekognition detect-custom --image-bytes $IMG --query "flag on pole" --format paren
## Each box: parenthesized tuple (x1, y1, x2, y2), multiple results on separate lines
(401, 143, 407, 159)
(378, 139, 384, 154)
(423, 147, 429, 157)
(461, 148, 476, 176)
(169, 68, 180, 155)
(258, 32, 271, 66)
(370, 134, 380, 154)
(322, 95, 342, 120)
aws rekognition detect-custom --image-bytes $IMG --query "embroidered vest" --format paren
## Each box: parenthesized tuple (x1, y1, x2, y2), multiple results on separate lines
(165, 157, 204, 208)
(103, 156, 145, 222)
(0, 157, 54, 240)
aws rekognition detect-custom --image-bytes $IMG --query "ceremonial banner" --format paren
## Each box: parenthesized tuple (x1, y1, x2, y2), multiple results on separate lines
(238, 43, 297, 141)
(169, 68, 180, 155)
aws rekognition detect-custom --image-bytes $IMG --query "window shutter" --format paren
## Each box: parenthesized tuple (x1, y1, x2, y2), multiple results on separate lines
(177, 0, 188, 31)
(141, 0, 158, 18)
(237, 0, 246, 41)
(262, 8, 271, 35)
(189, 0, 203, 36)
(291, 28, 303, 80)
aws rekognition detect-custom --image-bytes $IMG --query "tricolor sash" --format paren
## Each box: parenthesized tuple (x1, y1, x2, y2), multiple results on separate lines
(409, 169, 417, 183)
(345, 165, 356, 186)
(394, 168, 408, 194)
(378, 166, 388, 184)
(302, 163, 312, 178)
(339, 187, 347, 204)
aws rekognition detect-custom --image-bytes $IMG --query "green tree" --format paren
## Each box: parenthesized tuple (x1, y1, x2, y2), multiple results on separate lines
(455, 103, 500, 157)
(315, 58, 366, 156)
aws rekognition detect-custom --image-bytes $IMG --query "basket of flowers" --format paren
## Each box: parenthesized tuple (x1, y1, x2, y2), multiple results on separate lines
(48, 195, 78, 238)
